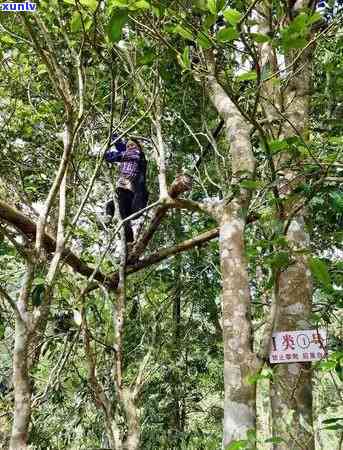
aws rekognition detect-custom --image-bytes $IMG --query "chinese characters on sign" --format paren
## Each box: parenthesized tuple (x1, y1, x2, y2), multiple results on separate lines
(269, 329, 327, 364)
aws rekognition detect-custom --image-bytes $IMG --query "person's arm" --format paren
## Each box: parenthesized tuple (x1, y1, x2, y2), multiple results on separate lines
(104, 134, 127, 163)
(121, 145, 141, 162)
(104, 147, 123, 163)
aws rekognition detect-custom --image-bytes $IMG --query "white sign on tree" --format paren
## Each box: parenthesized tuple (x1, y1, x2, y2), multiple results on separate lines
(269, 329, 327, 364)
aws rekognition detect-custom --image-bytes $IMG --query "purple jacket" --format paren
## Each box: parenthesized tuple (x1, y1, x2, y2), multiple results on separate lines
(105, 144, 143, 191)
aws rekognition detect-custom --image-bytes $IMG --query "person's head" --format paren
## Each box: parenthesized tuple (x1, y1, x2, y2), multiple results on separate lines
(127, 138, 143, 152)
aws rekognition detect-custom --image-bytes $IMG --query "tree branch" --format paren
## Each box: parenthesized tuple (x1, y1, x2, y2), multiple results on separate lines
(127, 227, 219, 274)
(0, 202, 221, 293)
(0, 286, 23, 323)
(0, 199, 107, 286)
(152, 89, 169, 199)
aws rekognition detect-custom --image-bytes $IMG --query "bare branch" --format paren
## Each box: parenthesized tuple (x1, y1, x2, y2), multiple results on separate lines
(112, 191, 127, 391)
(0, 199, 107, 286)
(35, 122, 73, 256)
(46, 170, 67, 288)
(0, 286, 23, 323)
(152, 90, 169, 199)
(128, 227, 219, 274)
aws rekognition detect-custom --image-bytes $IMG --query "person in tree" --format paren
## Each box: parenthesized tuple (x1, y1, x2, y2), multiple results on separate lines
(104, 134, 148, 243)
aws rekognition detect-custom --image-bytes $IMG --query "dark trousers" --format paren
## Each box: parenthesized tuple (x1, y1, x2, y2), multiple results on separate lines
(106, 188, 134, 242)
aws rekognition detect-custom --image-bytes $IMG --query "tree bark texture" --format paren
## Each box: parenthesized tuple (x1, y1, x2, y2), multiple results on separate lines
(120, 389, 140, 450)
(206, 72, 257, 447)
(9, 266, 34, 450)
(220, 206, 257, 447)
(271, 39, 314, 450)
(9, 318, 31, 450)
(255, 3, 315, 445)
(271, 216, 314, 450)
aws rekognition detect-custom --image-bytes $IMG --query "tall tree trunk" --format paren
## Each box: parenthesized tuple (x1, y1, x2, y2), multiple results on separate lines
(271, 216, 314, 449)
(9, 265, 34, 450)
(170, 210, 183, 443)
(271, 45, 315, 450)
(220, 204, 257, 446)
(10, 262, 34, 450)
(205, 72, 257, 447)
(10, 318, 31, 450)
(254, 2, 315, 445)
(120, 389, 140, 450)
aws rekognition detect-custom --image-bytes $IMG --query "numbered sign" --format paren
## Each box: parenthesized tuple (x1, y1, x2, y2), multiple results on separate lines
(269, 329, 327, 364)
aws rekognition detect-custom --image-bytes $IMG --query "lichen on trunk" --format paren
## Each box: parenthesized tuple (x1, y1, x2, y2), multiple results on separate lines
(204, 65, 257, 448)
(271, 216, 314, 450)
(220, 207, 257, 447)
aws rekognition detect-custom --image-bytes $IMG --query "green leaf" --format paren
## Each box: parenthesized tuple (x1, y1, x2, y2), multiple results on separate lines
(309, 258, 332, 289)
(284, 36, 307, 49)
(173, 24, 193, 40)
(292, 12, 309, 31)
(269, 139, 289, 154)
(0, 34, 16, 45)
(308, 11, 322, 25)
(240, 180, 261, 190)
(279, 13, 312, 50)
(270, 251, 290, 270)
(217, 0, 225, 11)
(246, 429, 256, 442)
(193, 0, 208, 11)
(110, 0, 128, 6)
(137, 48, 155, 65)
(323, 424, 343, 431)
(84, 17, 93, 31)
(217, 26, 239, 42)
(236, 70, 257, 81)
(319, 359, 337, 371)
(223, 8, 241, 25)
(197, 32, 212, 49)
(150, 5, 159, 15)
(225, 440, 247, 450)
(130, 0, 150, 10)
(64, 0, 75, 4)
(204, 14, 216, 30)
(177, 46, 191, 71)
(80, 0, 98, 11)
(107, 9, 128, 42)
(207, 0, 217, 15)
(37, 64, 48, 75)
(71, 12, 82, 32)
(322, 417, 343, 424)
(330, 192, 343, 213)
(328, 136, 343, 144)
(34, 277, 45, 285)
(251, 32, 271, 43)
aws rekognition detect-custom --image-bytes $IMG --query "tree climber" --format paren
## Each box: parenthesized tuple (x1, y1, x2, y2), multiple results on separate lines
(104, 134, 148, 243)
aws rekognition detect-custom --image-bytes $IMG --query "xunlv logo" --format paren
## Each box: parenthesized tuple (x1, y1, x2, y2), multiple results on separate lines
(0, 2, 36, 11)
